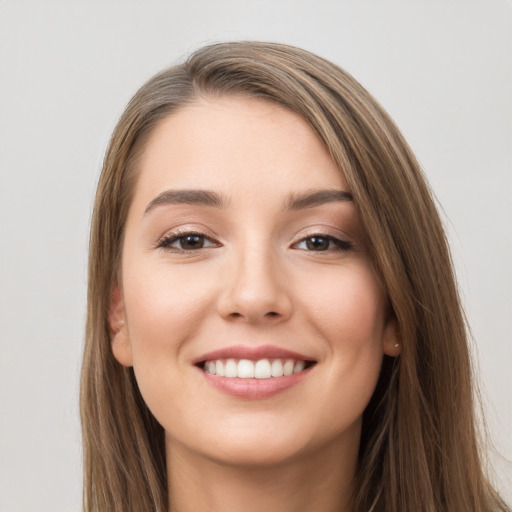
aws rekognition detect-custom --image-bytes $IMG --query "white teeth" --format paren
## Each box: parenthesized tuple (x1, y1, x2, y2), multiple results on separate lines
(271, 359, 284, 377)
(255, 359, 272, 379)
(237, 359, 255, 378)
(224, 358, 238, 378)
(203, 358, 312, 378)
(293, 360, 305, 374)
(283, 360, 294, 376)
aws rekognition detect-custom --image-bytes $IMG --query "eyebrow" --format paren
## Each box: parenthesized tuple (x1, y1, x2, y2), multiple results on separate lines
(144, 189, 227, 213)
(285, 189, 353, 209)
(144, 187, 353, 214)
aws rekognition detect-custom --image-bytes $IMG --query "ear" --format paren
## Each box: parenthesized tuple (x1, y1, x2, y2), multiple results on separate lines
(108, 283, 133, 367)
(382, 315, 401, 358)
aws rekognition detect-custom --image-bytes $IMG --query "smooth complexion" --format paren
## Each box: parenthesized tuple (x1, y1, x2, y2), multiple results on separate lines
(110, 96, 399, 512)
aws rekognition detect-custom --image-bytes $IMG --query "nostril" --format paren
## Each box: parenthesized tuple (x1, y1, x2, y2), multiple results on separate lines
(265, 311, 279, 317)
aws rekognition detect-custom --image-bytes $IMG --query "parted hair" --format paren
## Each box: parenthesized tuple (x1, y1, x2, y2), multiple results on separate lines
(81, 41, 509, 512)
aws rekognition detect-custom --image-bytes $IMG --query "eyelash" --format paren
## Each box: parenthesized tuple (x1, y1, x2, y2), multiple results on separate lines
(293, 233, 354, 252)
(156, 231, 354, 254)
(157, 231, 219, 253)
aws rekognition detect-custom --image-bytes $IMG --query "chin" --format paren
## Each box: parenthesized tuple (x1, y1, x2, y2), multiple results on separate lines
(172, 415, 360, 470)
(203, 437, 310, 469)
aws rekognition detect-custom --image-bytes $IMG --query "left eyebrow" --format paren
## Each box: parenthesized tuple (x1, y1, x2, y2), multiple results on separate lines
(285, 189, 353, 210)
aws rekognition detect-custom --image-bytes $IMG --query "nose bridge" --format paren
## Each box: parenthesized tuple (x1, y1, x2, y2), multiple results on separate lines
(218, 234, 291, 323)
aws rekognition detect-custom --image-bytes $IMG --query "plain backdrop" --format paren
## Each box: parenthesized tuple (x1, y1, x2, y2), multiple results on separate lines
(0, 1, 510, 510)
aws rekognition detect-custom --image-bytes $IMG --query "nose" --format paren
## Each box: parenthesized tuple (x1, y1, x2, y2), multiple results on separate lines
(216, 245, 292, 325)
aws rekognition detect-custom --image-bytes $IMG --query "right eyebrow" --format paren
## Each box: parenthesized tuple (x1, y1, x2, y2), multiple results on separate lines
(144, 189, 228, 214)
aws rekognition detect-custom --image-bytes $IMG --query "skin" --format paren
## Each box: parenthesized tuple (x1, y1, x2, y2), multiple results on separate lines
(109, 96, 399, 512)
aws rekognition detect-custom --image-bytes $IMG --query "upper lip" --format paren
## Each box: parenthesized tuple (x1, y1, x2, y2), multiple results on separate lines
(193, 344, 316, 365)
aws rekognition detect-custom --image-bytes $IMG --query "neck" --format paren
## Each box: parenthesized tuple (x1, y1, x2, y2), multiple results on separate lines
(166, 433, 359, 512)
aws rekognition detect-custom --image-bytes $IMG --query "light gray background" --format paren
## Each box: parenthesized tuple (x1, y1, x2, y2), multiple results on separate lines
(0, 1, 510, 510)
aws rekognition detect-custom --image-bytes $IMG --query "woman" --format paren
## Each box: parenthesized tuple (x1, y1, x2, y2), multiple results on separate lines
(80, 41, 509, 511)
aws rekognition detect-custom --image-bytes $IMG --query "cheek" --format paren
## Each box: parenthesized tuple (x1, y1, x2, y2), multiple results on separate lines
(122, 261, 214, 359)
(121, 262, 214, 423)
(297, 262, 387, 415)
(299, 262, 387, 348)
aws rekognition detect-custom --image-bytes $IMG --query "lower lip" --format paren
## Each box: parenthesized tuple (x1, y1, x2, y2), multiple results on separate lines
(198, 367, 312, 399)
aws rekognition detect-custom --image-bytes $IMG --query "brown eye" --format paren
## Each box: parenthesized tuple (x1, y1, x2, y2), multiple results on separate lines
(157, 232, 219, 252)
(179, 235, 205, 250)
(294, 234, 353, 252)
(305, 236, 330, 251)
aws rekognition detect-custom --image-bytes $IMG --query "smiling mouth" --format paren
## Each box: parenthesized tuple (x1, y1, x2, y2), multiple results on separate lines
(198, 358, 316, 379)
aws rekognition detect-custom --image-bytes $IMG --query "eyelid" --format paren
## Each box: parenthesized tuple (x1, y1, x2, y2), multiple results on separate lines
(156, 227, 221, 252)
(155, 223, 218, 244)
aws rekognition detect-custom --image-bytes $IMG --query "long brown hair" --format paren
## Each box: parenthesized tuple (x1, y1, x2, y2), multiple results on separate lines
(81, 41, 509, 512)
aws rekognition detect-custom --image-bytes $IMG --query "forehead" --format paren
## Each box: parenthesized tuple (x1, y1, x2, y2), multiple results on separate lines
(132, 96, 348, 210)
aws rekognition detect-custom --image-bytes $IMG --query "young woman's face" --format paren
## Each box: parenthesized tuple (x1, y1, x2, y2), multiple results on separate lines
(111, 96, 397, 467)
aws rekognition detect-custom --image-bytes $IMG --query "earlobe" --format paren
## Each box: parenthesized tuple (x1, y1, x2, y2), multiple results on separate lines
(109, 284, 133, 367)
(382, 316, 402, 357)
